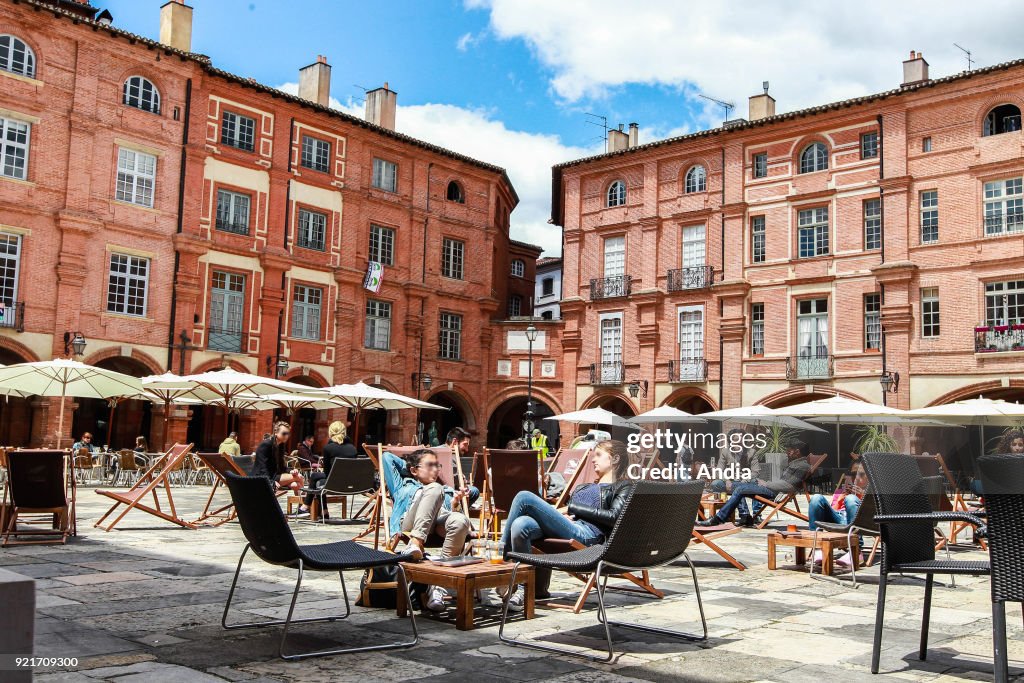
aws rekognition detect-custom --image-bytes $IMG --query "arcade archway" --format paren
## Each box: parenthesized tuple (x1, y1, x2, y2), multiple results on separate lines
(418, 390, 472, 446)
(0, 346, 34, 446)
(487, 395, 558, 449)
(72, 356, 154, 450)
(579, 393, 637, 444)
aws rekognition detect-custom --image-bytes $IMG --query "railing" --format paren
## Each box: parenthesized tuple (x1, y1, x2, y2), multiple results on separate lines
(668, 358, 708, 382)
(667, 266, 714, 291)
(208, 327, 247, 354)
(0, 301, 24, 331)
(786, 354, 833, 380)
(975, 325, 1024, 352)
(215, 218, 250, 235)
(590, 361, 624, 385)
(590, 275, 631, 300)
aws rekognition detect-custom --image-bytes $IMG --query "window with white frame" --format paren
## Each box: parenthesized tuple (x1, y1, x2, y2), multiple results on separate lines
(296, 208, 326, 251)
(115, 148, 156, 207)
(985, 280, 1024, 326)
(372, 157, 398, 192)
(921, 288, 939, 338)
(799, 142, 828, 174)
(439, 312, 462, 360)
(677, 305, 704, 379)
(798, 207, 829, 258)
(301, 135, 330, 173)
(0, 233, 21, 312)
(508, 295, 522, 317)
(221, 111, 255, 152)
(599, 312, 623, 383)
(123, 76, 160, 114)
(368, 224, 395, 265)
(682, 224, 706, 271)
(984, 177, 1023, 236)
(606, 180, 626, 207)
(441, 238, 464, 279)
(751, 215, 765, 263)
(684, 165, 706, 193)
(0, 116, 30, 180)
(106, 253, 149, 317)
(215, 189, 250, 235)
(0, 35, 34, 78)
(753, 152, 767, 179)
(864, 198, 881, 250)
(860, 132, 878, 159)
(365, 299, 392, 350)
(291, 284, 322, 340)
(797, 298, 829, 361)
(920, 190, 938, 243)
(603, 236, 625, 278)
(511, 259, 525, 277)
(751, 303, 764, 356)
(864, 293, 881, 350)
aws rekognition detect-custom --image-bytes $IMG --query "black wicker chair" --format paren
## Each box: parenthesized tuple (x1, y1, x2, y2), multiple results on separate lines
(809, 484, 879, 587)
(300, 458, 377, 524)
(498, 479, 707, 662)
(222, 473, 418, 660)
(978, 453, 1024, 683)
(860, 453, 988, 676)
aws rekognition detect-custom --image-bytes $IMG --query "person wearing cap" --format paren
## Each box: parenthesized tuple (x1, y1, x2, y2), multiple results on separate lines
(530, 428, 549, 460)
(696, 438, 811, 528)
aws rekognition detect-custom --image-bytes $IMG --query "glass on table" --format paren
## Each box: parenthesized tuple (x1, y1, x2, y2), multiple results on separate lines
(469, 539, 488, 558)
(488, 541, 505, 564)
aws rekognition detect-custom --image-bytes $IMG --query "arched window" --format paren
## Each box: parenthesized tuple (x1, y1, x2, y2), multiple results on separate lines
(606, 180, 626, 207)
(983, 104, 1022, 137)
(0, 35, 35, 78)
(510, 259, 525, 277)
(799, 142, 828, 174)
(446, 180, 465, 203)
(123, 76, 161, 114)
(684, 165, 706, 193)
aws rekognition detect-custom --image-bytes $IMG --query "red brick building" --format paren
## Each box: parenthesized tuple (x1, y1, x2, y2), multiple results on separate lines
(554, 52, 1024, 457)
(0, 0, 564, 450)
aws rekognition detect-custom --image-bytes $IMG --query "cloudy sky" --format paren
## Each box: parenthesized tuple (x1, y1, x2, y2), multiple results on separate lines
(105, 1, 1024, 256)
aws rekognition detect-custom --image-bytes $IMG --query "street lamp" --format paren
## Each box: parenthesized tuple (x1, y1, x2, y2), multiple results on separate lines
(627, 379, 648, 399)
(266, 355, 289, 378)
(880, 370, 899, 394)
(412, 372, 432, 393)
(63, 331, 86, 357)
(524, 325, 538, 439)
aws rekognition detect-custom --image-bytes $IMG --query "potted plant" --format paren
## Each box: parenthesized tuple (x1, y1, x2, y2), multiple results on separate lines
(750, 424, 797, 480)
(853, 425, 899, 455)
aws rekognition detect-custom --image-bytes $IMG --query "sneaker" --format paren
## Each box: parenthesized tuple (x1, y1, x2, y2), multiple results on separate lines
(478, 588, 502, 607)
(812, 549, 823, 565)
(505, 585, 525, 613)
(404, 544, 424, 562)
(425, 585, 447, 612)
(836, 551, 854, 568)
(695, 517, 721, 527)
(738, 514, 754, 528)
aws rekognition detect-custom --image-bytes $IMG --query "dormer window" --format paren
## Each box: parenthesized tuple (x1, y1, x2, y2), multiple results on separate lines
(446, 180, 465, 203)
(123, 76, 161, 114)
(983, 104, 1022, 137)
(606, 180, 626, 207)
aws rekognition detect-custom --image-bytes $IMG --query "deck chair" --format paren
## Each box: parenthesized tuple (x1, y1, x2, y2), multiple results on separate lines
(912, 453, 975, 544)
(300, 458, 377, 523)
(94, 443, 197, 531)
(753, 452, 828, 529)
(690, 522, 747, 570)
(479, 448, 541, 538)
(192, 452, 250, 527)
(2, 450, 74, 546)
(544, 448, 593, 507)
(810, 484, 880, 587)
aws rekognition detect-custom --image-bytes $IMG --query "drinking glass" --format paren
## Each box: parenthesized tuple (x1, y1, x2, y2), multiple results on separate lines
(488, 541, 505, 564)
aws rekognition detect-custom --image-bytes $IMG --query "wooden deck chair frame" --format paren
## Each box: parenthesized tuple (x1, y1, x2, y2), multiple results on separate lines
(920, 452, 976, 546)
(690, 524, 747, 570)
(2, 450, 75, 547)
(94, 443, 197, 531)
(542, 448, 592, 505)
(551, 449, 596, 510)
(752, 452, 828, 529)
(477, 448, 542, 539)
(192, 452, 250, 526)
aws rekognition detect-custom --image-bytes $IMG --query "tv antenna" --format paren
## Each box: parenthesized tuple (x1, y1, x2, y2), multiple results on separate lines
(350, 84, 368, 105)
(953, 43, 974, 71)
(584, 113, 609, 152)
(698, 93, 735, 123)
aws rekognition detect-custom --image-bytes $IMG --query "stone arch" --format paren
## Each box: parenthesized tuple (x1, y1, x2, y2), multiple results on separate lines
(662, 387, 718, 413)
(0, 336, 39, 364)
(191, 358, 250, 374)
(580, 389, 639, 416)
(483, 385, 564, 421)
(83, 347, 163, 376)
(422, 385, 478, 432)
(927, 379, 1024, 406)
(283, 368, 329, 387)
(756, 385, 867, 408)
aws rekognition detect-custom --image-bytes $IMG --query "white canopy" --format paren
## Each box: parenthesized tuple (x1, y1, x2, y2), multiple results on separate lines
(905, 397, 1024, 427)
(700, 405, 827, 433)
(321, 381, 446, 411)
(627, 405, 706, 425)
(545, 407, 638, 429)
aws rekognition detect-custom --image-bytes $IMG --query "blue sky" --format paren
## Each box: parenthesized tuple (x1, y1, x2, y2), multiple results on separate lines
(101, 1, 1024, 256)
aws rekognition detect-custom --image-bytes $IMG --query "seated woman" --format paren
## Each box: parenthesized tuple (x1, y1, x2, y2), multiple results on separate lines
(808, 460, 867, 567)
(381, 448, 475, 612)
(499, 439, 632, 610)
(970, 429, 1024, 497)
(251, 421, 304, 494)
(296, 421, 359, 518)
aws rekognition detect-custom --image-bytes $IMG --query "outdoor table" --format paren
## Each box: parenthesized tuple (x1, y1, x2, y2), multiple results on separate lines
(767, 530, 859, 576)
(396, 559, 535, 630)
(699, 493, 734, 522)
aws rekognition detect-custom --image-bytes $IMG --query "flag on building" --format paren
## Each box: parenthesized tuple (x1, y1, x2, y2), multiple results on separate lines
(364, 261, 383, 293)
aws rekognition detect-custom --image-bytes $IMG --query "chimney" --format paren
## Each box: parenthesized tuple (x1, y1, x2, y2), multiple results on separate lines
(159, 0, 193, 53)
(902, 50, 929, 86)
(365, 82, 397, 130)
(608, 124, 628, 153)
(749, 80, 776, 121)
(298, 55, 332, 107)
(627, 122, 639, 148)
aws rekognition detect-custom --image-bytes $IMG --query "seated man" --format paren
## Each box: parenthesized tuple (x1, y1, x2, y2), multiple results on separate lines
(697, 439, 811, 528)
(218, 431, 241, 457)
(296, 434, 317, 469)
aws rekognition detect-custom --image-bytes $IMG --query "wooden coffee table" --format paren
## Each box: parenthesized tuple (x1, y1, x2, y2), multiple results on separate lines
(396, 559, 535, 630)
(767, 530, 859, 576)
(699, 495, 734, 522)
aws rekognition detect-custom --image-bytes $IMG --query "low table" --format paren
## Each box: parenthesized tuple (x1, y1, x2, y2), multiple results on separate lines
(396, 559, 535, 630)
(699, 495, 734, 522)
(767, 530, 859, 576)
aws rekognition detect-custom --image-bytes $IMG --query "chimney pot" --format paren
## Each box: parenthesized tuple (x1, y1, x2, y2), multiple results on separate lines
(298, 55, 332, 107)
(159, 0, 193, 52)
(748, 87, 776, 121)
(627, 122, 639, 148)
(902, 50, 929, 86)
(365, 82, 398, 130)
(607, 128, 629, 153)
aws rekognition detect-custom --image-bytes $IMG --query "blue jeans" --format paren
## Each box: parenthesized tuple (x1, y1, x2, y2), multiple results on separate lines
(713, 482, 777, 522)
(500, 491, 603, 556)
(807, 493, 860, 530)
(381, 452, 479, 536)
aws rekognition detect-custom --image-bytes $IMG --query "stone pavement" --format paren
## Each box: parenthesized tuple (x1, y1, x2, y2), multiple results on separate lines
(1, 484, 1017, 683)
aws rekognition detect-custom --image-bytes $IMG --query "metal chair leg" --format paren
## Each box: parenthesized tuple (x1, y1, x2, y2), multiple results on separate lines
(919, 574, 933, 661)
(872, 574, 887, 674)
(994, 601, 1009, 683)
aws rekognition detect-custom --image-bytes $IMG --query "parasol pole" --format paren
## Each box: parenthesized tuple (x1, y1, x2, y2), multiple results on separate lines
(57, 392, 66, 450)
(107, 397, 120, 449)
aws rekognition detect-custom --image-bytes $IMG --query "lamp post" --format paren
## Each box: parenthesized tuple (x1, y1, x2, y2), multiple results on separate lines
(524, 325, 538, 439)
(412, 372, 432, 444)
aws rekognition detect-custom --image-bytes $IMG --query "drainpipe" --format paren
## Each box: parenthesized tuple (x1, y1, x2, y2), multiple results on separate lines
(166, 78, 192, 371)
(283, 118, 295, 249)
(416, 163, 434, 434)
(719, 146, 725, 409)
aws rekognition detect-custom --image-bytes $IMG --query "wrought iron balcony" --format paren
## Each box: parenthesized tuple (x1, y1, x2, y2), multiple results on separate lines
(667, 266, 715, 292)
(786, 354, 833, 380)
(668, 358, 708, 382)
(0, 301, 24, 331)
(975, 324, 1024, 353)
(590, 361, 624, 385)
(590, 275, 631, 300)
(208, 327, 247, 354)
(215, 217, 250, 235)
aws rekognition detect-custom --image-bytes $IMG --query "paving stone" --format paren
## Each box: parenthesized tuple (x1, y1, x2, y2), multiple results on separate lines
(56, 571, 155, 586)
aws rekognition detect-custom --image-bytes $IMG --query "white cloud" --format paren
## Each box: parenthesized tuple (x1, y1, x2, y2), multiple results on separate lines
(456, 32, 478, 52)
(277, 82, 594, 256)
(471, 0, 1024, 123)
